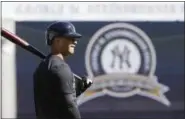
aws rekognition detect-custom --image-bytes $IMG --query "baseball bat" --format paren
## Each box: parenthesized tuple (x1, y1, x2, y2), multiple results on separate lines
(1, 27, 82, 80)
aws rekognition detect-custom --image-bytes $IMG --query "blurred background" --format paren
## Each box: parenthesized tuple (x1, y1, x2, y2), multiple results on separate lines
(1, 2, 184, 119)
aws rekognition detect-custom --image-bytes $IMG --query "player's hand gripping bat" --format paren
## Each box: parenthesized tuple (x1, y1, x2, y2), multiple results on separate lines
(1, 27, 82, 80)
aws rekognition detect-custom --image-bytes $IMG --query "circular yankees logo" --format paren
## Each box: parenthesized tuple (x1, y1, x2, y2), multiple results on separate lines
(85, 22, 156, 95)
(77, 23, 170, 106)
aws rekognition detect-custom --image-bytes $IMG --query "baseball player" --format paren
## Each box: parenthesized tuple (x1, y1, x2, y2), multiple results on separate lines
(33, 22, 92, 119)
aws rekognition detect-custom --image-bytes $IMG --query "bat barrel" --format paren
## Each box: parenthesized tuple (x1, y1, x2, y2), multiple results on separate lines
(1, 27, 46, 59)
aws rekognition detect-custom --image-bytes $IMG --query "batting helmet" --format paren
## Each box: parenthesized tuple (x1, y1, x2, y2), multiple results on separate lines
(46, 21, 82, 45)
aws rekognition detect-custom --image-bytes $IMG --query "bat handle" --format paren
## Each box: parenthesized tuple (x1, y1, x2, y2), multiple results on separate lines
(74, 74, 82, 80)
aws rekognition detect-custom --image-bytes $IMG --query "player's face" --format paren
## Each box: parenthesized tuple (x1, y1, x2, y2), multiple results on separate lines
(57, 37, 77, 56)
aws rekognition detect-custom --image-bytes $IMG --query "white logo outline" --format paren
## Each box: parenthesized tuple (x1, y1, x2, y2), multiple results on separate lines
(77, 23, 170, 107)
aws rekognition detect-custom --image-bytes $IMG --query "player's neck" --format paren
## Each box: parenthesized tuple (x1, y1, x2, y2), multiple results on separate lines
(51, 52, 65, 60)
(50, 47, 65, 60)
(56, 54, 64, 60)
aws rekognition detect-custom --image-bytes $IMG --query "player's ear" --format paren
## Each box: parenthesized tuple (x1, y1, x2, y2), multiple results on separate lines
(54, 37, 60, 44)
(57, 38, 65, 48)
(51, 38, 59, 47)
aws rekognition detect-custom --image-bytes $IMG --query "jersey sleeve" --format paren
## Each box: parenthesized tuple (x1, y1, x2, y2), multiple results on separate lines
(50, 63, 73, 94)
(50, 64, 81, 119)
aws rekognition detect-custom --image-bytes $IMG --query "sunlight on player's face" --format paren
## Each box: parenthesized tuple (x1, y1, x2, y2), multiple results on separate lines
(57, 37, 77, 56)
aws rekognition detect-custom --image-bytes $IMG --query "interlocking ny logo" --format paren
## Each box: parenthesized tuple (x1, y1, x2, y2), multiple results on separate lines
(110, 45, 131, 69)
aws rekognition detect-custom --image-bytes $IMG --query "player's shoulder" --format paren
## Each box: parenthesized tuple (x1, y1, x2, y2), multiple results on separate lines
(49, 55, 64, 63)
(47, 55, 68, 70)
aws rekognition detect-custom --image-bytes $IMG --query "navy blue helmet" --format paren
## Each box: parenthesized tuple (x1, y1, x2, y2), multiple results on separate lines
(46, 21, 82, 45)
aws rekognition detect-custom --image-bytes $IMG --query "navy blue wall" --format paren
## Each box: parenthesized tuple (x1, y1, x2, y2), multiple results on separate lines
(16, 22, 184, 119)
